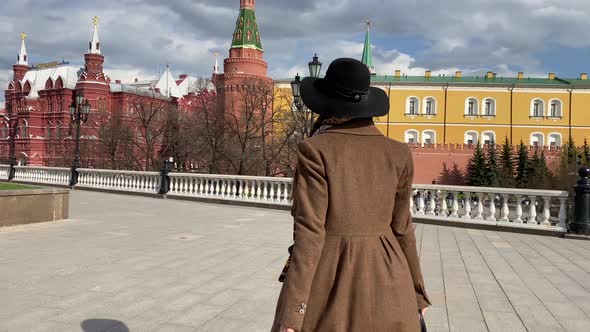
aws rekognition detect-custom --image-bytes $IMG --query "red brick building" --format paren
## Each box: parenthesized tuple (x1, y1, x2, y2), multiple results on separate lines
(1, 21, 200, 167)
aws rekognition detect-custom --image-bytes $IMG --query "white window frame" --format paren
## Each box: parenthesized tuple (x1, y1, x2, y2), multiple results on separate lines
(423, 97, 437, 115)
(530, 132, 545, 147)
(548, 99, 562, 118)
(531, 98, 545, 118)
(406, 97, 420, 115)
(465, 97, 479, 116)
(464, 131, 479, 145)
(422, 130, 436, 146)
(404, 129, 420, 144)
(548, 132, 562, 149)
(481, 131, 496, 146)
(482, 97, 496, 116)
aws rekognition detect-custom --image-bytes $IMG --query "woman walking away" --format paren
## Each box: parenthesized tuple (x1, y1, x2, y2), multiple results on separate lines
(272, 58, 431, 332)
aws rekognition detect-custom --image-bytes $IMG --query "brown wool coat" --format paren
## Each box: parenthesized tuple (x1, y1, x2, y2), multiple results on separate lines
(271, 119, 431, 332)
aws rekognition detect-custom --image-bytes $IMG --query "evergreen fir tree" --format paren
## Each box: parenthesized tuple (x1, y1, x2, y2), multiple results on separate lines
(567, 137, 577, 165)
(525, 148, 542, 189)
(485, 139, 500, 187)
(498, 136, 515, 187)
(539, 150, 553, 189)
(450, 163, 465, 185)
(515, 140, 529, 188)
(466, 143, 487, 186)
(438, 163, 452, 185)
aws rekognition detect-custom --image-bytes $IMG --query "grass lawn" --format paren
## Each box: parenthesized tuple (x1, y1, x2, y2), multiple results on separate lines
(0, 182, 37, 190)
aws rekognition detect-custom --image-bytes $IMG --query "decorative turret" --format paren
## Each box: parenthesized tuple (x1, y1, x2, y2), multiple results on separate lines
(362, 20, 376, 75)
(79, 16, 107, 83)
(223, 0, 267, 77)
(214, 52, 219, 75)
(13, 32, 30, 81)
(232, 0, 263, 52)
(89, 16, 101, 54)
(77, 16, 110, 106)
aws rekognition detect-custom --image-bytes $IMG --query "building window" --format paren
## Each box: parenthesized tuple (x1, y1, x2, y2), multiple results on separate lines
(405, 130, 419, 144)
(422, 130, 436, 146)
(46, 126, 52, 140)
(549, 100, 562, 118)
(465, 131, 478, 145)
(424, 97, 436, 115)
(548, 133, 562, 148)
(483, 98, 496, 116)
(530, 133, 545, 147)
(531, 99, 544, 117)
(466, 98, 479, 116)
(482, 131, 496, 145)
(0, 125, 7, 139)
(406, 97, 419, 115)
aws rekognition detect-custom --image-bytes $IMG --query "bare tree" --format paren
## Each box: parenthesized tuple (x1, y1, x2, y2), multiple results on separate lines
(126, 94, 170, 171)
(221, 77, 279, 175)
(96, 110, 134, 169)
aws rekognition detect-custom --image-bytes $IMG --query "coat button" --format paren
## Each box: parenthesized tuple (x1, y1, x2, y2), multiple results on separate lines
(300, 303, 307, 309)
(298, 308, 305, 315)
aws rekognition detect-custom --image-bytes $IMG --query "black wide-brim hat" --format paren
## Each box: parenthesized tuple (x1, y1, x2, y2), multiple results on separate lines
(301, 58, 389, 118)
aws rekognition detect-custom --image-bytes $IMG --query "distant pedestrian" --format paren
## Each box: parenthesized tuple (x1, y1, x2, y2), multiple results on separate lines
(272, 58, 431, 332)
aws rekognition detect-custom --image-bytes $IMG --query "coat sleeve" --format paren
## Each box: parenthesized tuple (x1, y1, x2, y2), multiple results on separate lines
(277, 140, 328, 330)
(391, 148, 432, 310)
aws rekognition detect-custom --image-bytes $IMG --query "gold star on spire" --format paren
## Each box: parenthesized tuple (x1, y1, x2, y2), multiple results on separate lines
(92, 16, 100, 26)
(20, 32, 27, 40)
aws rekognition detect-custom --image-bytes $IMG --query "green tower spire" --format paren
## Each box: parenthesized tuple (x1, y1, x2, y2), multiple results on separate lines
(231, 2, 263, 51)
(361, 20, 376, 75)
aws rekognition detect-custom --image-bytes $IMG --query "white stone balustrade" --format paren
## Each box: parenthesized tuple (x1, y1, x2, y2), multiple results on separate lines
(168, 173, 293, 205)
(13, 166, 71, 186)
(412, 184, 569, 231)
(0, 165, 9, 179)
(1, 166, 570, 232)
(77, 168, 160, 193)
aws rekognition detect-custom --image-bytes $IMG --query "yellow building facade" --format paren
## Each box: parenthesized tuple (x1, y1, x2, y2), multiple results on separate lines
(367, 71, 590, 148)
(277, 71, 590, 148)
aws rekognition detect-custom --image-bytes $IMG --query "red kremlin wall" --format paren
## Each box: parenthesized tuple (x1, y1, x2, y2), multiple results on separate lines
(410, 144, 562, 184)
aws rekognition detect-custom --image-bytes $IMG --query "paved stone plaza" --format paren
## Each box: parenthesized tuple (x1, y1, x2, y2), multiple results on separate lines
(1, 191, 590, 331)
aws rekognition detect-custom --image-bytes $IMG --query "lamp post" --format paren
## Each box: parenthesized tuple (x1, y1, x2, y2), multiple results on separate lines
(291, 54, 323, 138)
(68, 92, 91, 187)
(2, 102, 17, 181)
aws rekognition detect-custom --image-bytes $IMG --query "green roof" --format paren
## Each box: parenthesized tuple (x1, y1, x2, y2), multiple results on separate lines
(369, 75, 576, 87)
(361, 25, 373, 70)
(231, 8, 263, 51)
(276, 74, 590, 88)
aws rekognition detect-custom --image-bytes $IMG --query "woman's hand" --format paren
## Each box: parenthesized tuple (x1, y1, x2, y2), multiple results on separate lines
(420, 307, 428, 316)
(280, 325, 295, 332)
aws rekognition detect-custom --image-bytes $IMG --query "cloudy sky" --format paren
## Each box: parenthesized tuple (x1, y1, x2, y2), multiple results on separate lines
(2, 0, 590, 103)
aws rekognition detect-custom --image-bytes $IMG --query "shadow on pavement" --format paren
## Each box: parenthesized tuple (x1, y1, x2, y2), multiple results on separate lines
(81, 319, 129, 332)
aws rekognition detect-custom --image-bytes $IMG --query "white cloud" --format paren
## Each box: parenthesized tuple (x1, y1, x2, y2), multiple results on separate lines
(3, 0, 590, 102)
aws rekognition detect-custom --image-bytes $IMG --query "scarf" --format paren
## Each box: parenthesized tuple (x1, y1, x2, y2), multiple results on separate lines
(312, 117, 355, 137)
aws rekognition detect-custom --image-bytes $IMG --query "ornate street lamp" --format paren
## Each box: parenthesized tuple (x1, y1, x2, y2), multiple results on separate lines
(2, 102, 17, 181)
(290, 73, 303, 108)
(68, 92, 91, 187)
(291, 54, 323, 138)
(308, 53, 323, 79)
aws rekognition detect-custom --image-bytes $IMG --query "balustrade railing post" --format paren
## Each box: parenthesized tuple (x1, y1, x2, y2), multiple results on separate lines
(487, 193, 497, 222)
(500, 194, 510, 222)
(571, 167, 590, 234)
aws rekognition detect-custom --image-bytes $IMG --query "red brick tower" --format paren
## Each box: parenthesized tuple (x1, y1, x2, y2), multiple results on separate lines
(76, 16, 111, 115)
(12, 33, 30, 82)
(215, 0, 269, 117)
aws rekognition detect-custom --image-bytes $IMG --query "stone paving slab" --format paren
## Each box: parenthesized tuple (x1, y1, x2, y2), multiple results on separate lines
(1, 191, 590, 331)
